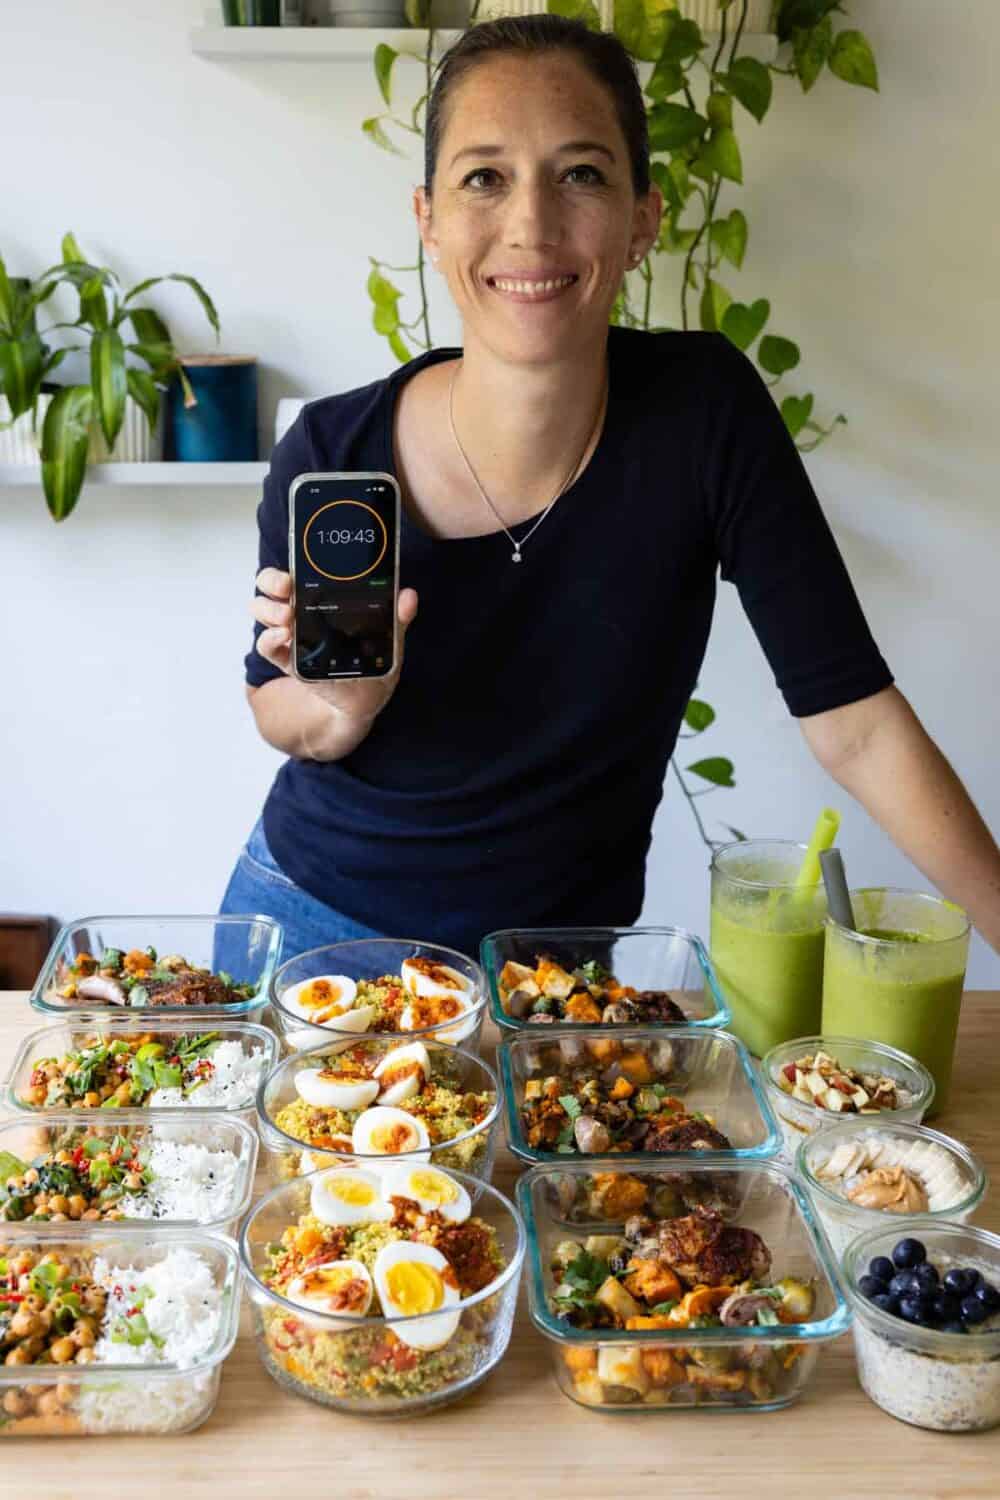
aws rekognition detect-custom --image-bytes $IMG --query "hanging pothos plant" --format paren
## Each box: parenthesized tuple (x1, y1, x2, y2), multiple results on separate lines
(360, 0, 878, 849)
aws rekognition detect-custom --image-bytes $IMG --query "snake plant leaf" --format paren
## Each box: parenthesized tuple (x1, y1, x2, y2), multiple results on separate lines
(126, 368, 161, 431)
(40, 385, 94, 522)
(0, 333, 45, 419)
(90, 328, 127, 448)
(123, 274, 220, 338)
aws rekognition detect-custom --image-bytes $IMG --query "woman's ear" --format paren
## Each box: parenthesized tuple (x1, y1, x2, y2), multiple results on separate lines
(413, 184, 440, 266)
(631, 183, 665, 264)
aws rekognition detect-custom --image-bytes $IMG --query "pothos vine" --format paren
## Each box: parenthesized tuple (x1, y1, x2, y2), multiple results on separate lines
(361, 0, 878, 850)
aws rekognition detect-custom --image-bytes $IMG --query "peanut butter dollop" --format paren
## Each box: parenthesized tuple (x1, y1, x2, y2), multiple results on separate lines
(846, 1166, 929, 1214)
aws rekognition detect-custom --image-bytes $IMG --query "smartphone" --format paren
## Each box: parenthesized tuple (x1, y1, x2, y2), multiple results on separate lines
(288, 471, 401, 681)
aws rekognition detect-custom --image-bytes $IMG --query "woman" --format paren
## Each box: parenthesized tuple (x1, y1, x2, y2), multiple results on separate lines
(221, 15, 1000, 966)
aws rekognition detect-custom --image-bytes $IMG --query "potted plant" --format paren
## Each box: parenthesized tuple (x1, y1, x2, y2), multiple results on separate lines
(0, 232, 220, 520)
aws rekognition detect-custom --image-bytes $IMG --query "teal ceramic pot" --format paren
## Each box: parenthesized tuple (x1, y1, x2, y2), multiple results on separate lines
(166, 356, 258, 462)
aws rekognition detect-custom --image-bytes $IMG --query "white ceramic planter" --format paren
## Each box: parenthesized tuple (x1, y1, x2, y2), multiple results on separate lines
(0, 393, 163, 465)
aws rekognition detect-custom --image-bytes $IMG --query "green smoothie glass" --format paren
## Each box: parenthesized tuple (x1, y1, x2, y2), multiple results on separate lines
(710, 840, 828, 1058)
(820, 889, 970, 1114)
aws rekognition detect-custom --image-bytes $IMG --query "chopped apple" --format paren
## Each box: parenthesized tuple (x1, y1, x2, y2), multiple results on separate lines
(805, 1071, 828, 1098)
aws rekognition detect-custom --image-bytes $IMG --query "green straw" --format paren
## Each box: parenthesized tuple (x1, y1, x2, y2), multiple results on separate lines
(796, 808, 841, 888)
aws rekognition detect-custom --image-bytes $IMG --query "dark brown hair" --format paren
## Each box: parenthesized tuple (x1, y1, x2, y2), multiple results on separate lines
(424, 15, 651, 197)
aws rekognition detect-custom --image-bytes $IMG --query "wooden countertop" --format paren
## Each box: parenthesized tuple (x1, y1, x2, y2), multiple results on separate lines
(1, 990, 998, 1497)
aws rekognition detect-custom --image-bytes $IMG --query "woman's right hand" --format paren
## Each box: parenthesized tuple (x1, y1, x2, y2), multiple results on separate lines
(251, 567, 419, 729)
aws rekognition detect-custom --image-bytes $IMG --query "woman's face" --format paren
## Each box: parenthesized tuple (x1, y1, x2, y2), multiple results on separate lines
(415, 50, 662, 365)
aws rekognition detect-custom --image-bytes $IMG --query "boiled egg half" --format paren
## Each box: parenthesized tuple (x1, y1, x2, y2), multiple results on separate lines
(373, 1041, 431, 1106)
(294, 1067, 379, 1111)
(352, 1104, 431, 1160)
(381, 1164, 471, 1224)
(310, 1166, 392, 1226)
(286, 1258, 373, 1329)
(279, 975, 376, 1054)
(372, 1240, 461, 1350)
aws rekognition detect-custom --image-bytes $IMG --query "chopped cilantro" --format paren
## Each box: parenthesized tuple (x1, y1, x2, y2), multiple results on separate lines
(579, 960, 611, 985)
(553, 1249, 608, 1311)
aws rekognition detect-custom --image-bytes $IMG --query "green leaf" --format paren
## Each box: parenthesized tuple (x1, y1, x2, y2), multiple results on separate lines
(126, 368, 162, 431)
(651, 161, 682, 214)
(126, 306, 171, 346)
(758, 334, 801, 376)
(387, 329, 411, 364)
(709, 209, 747, 269)
(124, 274, 220, 337)
(775, 0, 840, 45)
(374, 43, 397, 107)
(367, 267, 401, 309)
(828, 29, 879, 91)
(62, 232, 87, 265)
(699, 278, 732, 333)
(706, 92, 733, 131)
(0, 332, 45, 419)
(612, 0, 676, 62)
(0, 256, 13, 330)
(780, 392, 814, 438)
(549, 0, 602, 30)
(0, 1150, 27, 1183)
(792, 17, 831, 92)
(90, 328, 127, 448)
(685, 698, 716, 732)
(40, 385, 94, 522)
(658, 12, 704, 63)
(657, 216, 698, 255)
(687, 756, 736, 788)
(719, 57, 772, 122)
(721, 824, 747, 841)
(644, 57, 684, 101)
(700, 127, 742, 184)
(720, 298, 770, 350)
(647, 103, 707, 153)
(79, 274, 108, 331)
(362, 115, 405, 156)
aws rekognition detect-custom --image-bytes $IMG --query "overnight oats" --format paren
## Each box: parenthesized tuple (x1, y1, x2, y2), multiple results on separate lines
(845, 1223, 1000, 1431)
(798, 1121, 986, 1258)
(761, 1037, 934, 1158)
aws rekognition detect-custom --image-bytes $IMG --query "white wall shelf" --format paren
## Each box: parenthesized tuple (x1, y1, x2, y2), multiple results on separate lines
(190, 26, 461, 62)
(0, 462, 267, 488)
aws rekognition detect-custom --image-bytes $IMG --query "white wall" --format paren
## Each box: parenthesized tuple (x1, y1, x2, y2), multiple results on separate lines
(3, 0, 998, 983)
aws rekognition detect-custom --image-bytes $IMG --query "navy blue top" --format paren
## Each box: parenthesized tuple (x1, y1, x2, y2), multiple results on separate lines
(245, 327, 892, 954)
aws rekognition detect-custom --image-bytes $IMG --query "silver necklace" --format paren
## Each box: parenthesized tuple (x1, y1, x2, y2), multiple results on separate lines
(447, 359, 608, 563)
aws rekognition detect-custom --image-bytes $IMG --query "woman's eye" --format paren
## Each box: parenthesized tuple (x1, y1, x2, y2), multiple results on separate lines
(564, 164, 605, 184)
(460, 163, 605, 189)
(462, 168, 500, 189)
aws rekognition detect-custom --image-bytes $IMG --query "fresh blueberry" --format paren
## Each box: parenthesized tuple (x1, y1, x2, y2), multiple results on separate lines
(961, 1295, 991, 1326)
(872, 1292, 899, 1315)
(892, 1237, 927, 1270)
(943, 1267, 981, 1297)
(889, 1271, 919, 1300)
(868, 1256, 895, 1285)
(859, 1274, 888, 1299)
(912, 1262, 940, 1292)
(899, 1295, 931, 1325)
(974, 1281, 1000, 1312)
(930, 1291, 962, 1325)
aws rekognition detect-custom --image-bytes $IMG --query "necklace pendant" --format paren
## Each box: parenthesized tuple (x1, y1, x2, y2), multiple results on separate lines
(512, 548, 522, 563)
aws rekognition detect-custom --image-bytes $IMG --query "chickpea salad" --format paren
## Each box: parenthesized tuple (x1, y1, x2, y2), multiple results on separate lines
(0, 1244, 227, 1435)
(0, 1129, 243, 1226)
(499, 956, 686, 1026)
(272, 1042, 495, 1172)
(51, 946, 257, 1009)
(19, 1031, 268, 1111)
(550, 1206, 816, 1409)
(257, 1165, 506, 1404)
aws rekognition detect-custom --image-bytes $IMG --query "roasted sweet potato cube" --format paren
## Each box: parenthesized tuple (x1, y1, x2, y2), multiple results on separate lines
(499, 961, 536, 992)
(536, 960, 576, 999)
(618, 1051, 653, 1084)
(609, 1075, 635, 1100)
(592, 1173, 648, 1220)
(640, 1347, 686, 1387)
(564, 993, 603, 1023)
(563, 1346, 598, 1375)
(622, 1259, 682, 1306)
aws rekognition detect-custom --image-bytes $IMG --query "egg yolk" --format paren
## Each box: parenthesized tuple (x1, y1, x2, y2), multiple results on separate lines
(407, 1170, 458, 1206)
(330, 1178, 377, 1206)
(385, 1261, 444, 1315)
(371, 1122, 418, 1153)
(302, 980, 345, 1010)
(299, 1265, 368, 1309)
(409, 995, 463, 1028)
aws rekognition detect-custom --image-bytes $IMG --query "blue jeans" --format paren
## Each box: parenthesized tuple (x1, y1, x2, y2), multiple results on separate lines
(218, 817, 384, 962)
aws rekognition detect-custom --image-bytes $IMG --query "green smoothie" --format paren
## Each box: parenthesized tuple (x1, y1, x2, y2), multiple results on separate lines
(820, 893, 970, 1113)
(710, 905, 825, 1058)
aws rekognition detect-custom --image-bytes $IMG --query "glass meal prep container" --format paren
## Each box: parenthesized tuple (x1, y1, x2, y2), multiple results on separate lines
(0, 1113, 258, 1238)
(519, 1157, 851, 1412)
(269, 939, 486, 1056)
(482, 926, 729, 1036)
(797, 1119, 987, 1260)
(29, 914, 283, 1019)
(844, 1220, 1000, 1431)
(500, 1026, 780, 1167)
(257, 1035, 501, 1184)
(0, 1225, 240, 1437)
(4, 1018, 279, 1123)
(760, 1034, 935, 1161)
(240, 1169, 525, 1416)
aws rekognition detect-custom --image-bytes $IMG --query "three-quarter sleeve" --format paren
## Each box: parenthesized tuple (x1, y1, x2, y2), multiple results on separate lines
(700, 334, 894, 717)
(244, 412, 315, 689)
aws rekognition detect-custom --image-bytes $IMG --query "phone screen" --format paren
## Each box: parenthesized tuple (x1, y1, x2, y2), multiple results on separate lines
(290, 473, 400, 680)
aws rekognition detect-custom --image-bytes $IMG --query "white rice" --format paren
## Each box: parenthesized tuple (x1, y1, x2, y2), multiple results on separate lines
(120, 1139, 242, 1225)
(147, 1039, 266, 1109)
(76, 1246, 227, 1434)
